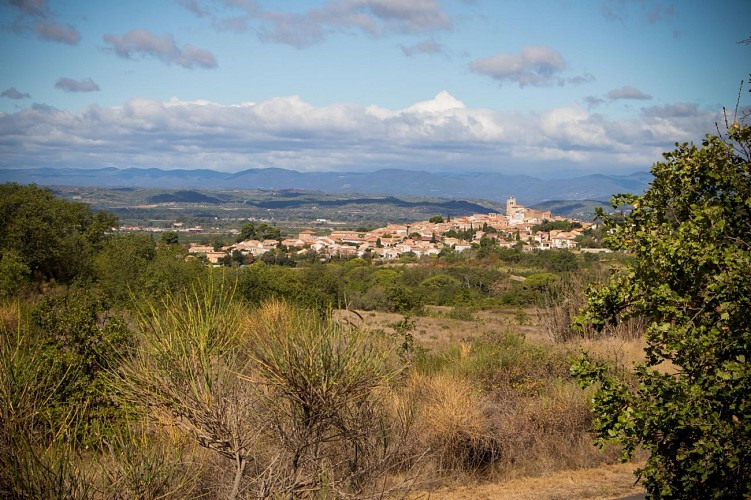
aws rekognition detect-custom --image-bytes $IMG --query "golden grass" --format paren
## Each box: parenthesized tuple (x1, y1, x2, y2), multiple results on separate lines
(416, 461, 646, 499)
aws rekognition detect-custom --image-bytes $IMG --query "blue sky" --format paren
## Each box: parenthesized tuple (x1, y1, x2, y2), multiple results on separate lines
(1, 0, 749, 177)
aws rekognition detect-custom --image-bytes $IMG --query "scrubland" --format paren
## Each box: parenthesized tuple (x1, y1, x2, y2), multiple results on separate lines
(1, 281, 648, 498)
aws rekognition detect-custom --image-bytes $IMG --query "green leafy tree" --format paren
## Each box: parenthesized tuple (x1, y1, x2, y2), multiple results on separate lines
(0, 250, 30, 298)
(93, 234, 156, 305)
(573, 124, 751, 498)
(428, 215, 444, 224)
(159, 231, 179, 246)
(31, 287, 133, 443)
(0, 183, 118, 283)
(236, 222, 282, 243)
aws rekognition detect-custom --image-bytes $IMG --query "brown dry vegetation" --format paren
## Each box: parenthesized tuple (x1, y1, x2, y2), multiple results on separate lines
(355, 306, 648, 498)
(1, 292, 648, 498)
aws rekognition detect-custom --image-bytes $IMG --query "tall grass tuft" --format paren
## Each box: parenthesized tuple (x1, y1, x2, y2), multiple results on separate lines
(537, 269, 646, 342)
(242, 300, 405, 496)
(114, 278, 259, 499)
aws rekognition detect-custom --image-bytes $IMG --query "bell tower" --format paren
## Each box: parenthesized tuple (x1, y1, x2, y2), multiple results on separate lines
(506, 196, 517, 216)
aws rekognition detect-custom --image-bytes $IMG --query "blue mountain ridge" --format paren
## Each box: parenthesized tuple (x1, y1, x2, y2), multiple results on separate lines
(0, 167, 651, 206)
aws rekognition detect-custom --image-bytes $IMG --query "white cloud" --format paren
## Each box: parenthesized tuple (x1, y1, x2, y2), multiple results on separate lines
(0, 92, 719, 175)
(103, 30, 218, 69)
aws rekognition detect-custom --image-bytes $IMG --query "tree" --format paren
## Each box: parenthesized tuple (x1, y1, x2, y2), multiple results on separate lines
(0, 183, 118, 284)
(573, 124, 751, 497)
(160, 231, 179, 246)
(429, 215, 444, 224)
(93, 234, 156, 305)
(236, 222, 281, 243)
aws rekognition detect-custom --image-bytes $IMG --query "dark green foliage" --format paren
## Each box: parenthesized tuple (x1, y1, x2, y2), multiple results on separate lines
(93, 233, 156, 305)
(419, 274, 464, 305)
(237, 261, 333, 314)
(139, 244, 208, 299)
(429, 215, 444, 224)
(0, 250, 30, 298)
(159, 230, 179, 245)
(236, 221, 282, 242)
(532, 219, 582, 233)
(0, 183, 118, 284)
(30, 287, 134, 442)
(573, 124, 751, 498)
(0, 311, 95, 499)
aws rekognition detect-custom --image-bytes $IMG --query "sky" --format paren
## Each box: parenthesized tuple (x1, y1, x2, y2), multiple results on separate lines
(1, 0, 749, 178)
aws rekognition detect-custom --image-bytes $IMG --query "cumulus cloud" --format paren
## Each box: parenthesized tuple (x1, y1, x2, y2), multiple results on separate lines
(33, 21, 80, 44)
(607, 85, 652, 100)
(183, 0, 452, 48)
(54, 77, 100, 93)
(469, 46, 589, 88)
(103, 30, 218, 69)
(0, 92, 719, 175)
(2, 87, 31, 99)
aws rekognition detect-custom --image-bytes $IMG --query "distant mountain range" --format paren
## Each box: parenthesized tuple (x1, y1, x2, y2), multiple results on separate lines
(0, 166, 651, 206)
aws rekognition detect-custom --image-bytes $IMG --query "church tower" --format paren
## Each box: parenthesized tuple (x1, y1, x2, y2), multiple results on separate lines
(506, 196, 518, 216)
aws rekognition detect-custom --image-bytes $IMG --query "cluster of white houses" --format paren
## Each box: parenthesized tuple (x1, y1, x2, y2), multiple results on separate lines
(189, 197, 593, 264)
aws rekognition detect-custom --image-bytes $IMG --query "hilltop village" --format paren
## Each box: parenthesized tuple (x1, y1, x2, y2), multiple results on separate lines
(188, 197, 595, 264)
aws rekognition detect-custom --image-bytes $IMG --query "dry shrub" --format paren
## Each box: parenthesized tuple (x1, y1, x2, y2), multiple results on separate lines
(490, 382, 604, 480)
(241, 299, 407, 497)
(99, 421, 202, 499)
(115, 279, 261, 499)
(399, 373, 500, 476)
(537, 269, 647, 342)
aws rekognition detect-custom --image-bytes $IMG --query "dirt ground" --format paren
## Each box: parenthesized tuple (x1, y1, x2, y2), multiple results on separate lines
(413, 462, 646, 499)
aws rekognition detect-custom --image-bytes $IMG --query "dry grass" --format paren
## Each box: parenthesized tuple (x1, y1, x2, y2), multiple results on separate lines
(355, 307, 544, 350)
(417, 461, 646, 499)
(573, 336, 647, 369)
(396, 373, 498, 475)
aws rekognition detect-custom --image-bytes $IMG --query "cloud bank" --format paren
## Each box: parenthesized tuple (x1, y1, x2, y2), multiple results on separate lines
(0, 92, 718, 175)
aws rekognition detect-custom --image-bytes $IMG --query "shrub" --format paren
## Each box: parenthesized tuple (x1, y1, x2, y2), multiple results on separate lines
(243, 300, 405, 496)
(115, 279, 256, 499)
